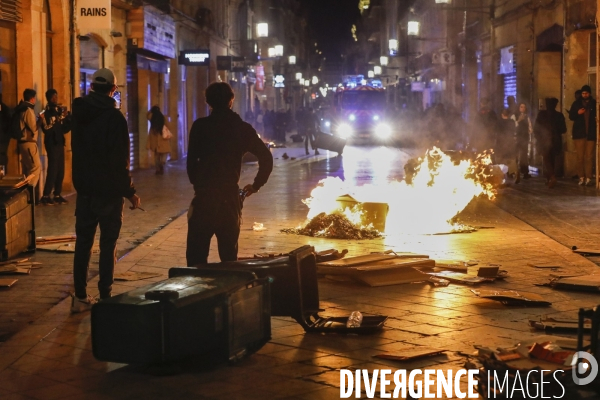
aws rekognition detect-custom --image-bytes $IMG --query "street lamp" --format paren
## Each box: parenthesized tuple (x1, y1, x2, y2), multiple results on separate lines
(312, 76, 318, 85)
(296, 72, 302, 80)
(407, 20, 420, 36)
(274, 45, 284, 57)
(380, 56, 388, 66)
(268, 47, 276, 58)
(374, 65, 382, 75)
(368, 70, 374, 78)
(304, 80, 309, 87)
(388, 39, 398, 56)
(300, 78, 305, 85)
(256, 23, 268, 38)
(288, 55, 296, 65)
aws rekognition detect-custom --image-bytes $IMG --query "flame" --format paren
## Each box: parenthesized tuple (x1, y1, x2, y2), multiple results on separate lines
(302, 147, 496, 235)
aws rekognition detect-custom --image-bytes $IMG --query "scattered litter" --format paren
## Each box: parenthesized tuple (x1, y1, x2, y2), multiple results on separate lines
(282, 212, 382, 239)
(571, 246, 600, 255)
(471, 289, 552, 306)
(319, 255, 435, 287)
(290, 157, 296, 160)
(252, 222, 267, 232)
(546, 274, 600, 292)
(528, 263, 562, 269)
(433, 263, 508, 281)
(282, 153, 289, 159)
(0, 278, 18, 287)
(529, 342, 574, 365)
(373, 347, 447, 361)
(36, 235, 77, 244)
(37, 241, 99, 253)
(114, 272, 162, 281)
(0, 265, 30, 275)
(428, 271, 488, 285)
(0, 258, 29, 266)
(529, 316, 590, 332)
(315, 248, 348, 262)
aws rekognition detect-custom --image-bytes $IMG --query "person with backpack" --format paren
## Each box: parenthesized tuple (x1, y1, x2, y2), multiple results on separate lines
(12, 89, 42, 189)
(40, 89, 71, 205)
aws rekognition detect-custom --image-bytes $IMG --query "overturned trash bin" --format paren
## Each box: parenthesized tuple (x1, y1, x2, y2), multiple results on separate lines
(336, 194, 389, 232)
(173, 245, 387, 334)
(91, 269, 270, 364)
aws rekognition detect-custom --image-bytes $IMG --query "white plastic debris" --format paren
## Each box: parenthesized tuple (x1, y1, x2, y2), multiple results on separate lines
(253, 222, 267, 232)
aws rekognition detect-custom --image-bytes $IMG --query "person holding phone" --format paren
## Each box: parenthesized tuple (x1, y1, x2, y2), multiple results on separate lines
(40, 89, 71, 205)
(569, 85, 597, 186)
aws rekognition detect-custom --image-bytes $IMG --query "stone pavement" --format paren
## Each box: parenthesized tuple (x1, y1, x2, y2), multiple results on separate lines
(1, 146, 600, 399)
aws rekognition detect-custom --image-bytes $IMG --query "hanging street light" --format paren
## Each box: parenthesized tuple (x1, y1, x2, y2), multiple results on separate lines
(312, 76, 319, 85)
(256, 23, 268, 38)
(296, 72, 302, 80)
(274, 45, 284, 57)
(388, 39, 398, 56)
(368, 70, 374, 78)
(380, 56, 388, 66)
(374, 66, 382, 75)
(407, 20, 420, 36)
(288, 55, 296, 65)
(268, 47, 276, 58)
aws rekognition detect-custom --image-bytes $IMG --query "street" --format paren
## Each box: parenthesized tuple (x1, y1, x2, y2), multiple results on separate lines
(1, 141, 600, 399)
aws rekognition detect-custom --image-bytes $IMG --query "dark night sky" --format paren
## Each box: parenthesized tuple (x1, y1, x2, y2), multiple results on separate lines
(303, 0, 361, 62)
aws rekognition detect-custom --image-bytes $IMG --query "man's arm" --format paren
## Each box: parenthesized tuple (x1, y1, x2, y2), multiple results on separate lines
(245, 127, 273, 194)
(186, 120, 200, 185)
(109, 113, 136, 199)
(568, 101, 579, 121)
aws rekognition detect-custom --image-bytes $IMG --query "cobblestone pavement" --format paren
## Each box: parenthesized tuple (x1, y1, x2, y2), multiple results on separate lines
(1, 143, 599, 399)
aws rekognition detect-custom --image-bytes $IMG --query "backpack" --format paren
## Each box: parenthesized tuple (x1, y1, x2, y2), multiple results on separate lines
(9, 110, 29, 141)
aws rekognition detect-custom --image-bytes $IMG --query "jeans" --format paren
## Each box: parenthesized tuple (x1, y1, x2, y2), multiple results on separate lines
(186, 188, 241, 266)
(73, 195, 123, 299)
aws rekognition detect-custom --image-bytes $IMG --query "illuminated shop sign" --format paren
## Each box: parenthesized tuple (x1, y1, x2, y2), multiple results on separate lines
(178, 50, 210, 66)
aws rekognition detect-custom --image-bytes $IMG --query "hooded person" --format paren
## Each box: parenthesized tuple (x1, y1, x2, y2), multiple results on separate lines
(533, 98, 567, 188)
(568, 84, 597, 186)
(70, 68, 141, 313)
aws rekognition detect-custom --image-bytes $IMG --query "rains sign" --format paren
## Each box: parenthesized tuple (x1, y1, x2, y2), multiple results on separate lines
(77, 0, 111, 30)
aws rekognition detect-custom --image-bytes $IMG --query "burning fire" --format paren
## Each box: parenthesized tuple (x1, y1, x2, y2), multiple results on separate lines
(302, 147, 496, 235)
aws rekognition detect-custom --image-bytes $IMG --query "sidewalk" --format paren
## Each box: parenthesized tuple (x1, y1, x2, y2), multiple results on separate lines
(1, 148, 600, 399)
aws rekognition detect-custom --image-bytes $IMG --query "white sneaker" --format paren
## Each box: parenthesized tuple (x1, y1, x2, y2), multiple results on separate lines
(70, 294, 97, 313)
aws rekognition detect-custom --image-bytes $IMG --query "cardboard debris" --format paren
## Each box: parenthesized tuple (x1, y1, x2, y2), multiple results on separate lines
(571, 246, 600, 256)
(472, 289, 552, 306)
(319, 256, 435, 287)
(36, 235, 77, 244)
(0, 258, 29, 266)
(37, 241, 99, 253)
(373, 347, 447, 361)
(433, 263, 508, 281)
(547, 274, 600, 292)
(315, 248, 348, 263)
(428, 271, 488, 284)
(252, 222, 267, 231)
(528, 263, 562, 269)
(0, 264, 30, 275)
(529, 342, 574, 365)
(114, 272, 162, 281)
(435, 259, 478, 268)
(529, 316, 590, 332)
(0, 278, 18, 287)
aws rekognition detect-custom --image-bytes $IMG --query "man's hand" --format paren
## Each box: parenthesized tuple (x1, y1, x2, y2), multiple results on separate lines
(128, 194, 141, 210)
(578, 108, 586, 115)
(242, 184, 258, 198)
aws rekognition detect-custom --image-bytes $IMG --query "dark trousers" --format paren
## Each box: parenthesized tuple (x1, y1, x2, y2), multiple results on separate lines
(186, 189, 241, 266)
(73, 195, 123, 299)
(304, 129, 317, 154)
(516, 138, 529, 175)
(43, 143, 65, 196)
(541, 145, 557, 181)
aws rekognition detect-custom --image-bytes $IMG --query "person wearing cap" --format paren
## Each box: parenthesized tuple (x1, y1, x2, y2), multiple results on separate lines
(12, 89, 42, 190)
(186, 82, 273, 265)
(70, 68, 141, 313)
(40, 89, 71, 205)
(568, 84, 597, 186)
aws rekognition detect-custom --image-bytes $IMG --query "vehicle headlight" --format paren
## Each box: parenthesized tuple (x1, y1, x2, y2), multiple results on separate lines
(374, 123, 392, 139)
(337, 123, 353, 139)
(349, 114, 356, 121)
(373, 115, 380, 121)
(325, 121, 331, 127)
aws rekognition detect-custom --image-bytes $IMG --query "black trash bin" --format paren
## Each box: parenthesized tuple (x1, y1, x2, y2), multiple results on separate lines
(92, 269, 271, 364)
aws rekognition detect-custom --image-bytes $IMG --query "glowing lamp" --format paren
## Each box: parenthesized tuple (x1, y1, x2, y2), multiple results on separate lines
(304, 80, 309, 87)
(288, 55, 296, 65)
(274, 45, 284, 57)
(268, 47, 276, 58)
(312, 76, 318, 85)
(388, 39, 398, 56)
(296, 72, 303, 80)
(407, 21, 420, 36)
(374, 66, 382, 75)
(368, 70, 374, 78)
(256, 23, 268, 38)
(380, 56, 388, 66)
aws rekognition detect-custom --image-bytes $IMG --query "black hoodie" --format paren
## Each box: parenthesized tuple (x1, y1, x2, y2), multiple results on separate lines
(71, 91, 135, 199)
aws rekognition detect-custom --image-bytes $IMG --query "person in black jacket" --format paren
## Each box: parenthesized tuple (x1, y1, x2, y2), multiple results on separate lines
(186, 82, 273, 266)
(569, 85, 597, 186)
(534, 98, 567, 188)
(40, 89, 71, 205)
(70, 68, 141, 313)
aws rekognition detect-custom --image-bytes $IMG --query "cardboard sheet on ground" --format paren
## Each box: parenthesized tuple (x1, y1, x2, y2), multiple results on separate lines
(319, 256, 435, 287)
(472, 289, 552, 306)
(36, 235, 77, 244)
(548, 274, 600, 292)
(429, 271, 488, 284)
(572, 248, 600, 256)
(37, 242, 99, 253)
(319, 253, 429, 268)
(0, 278, 18, 287)
(114, 271, 162, 281)
(0, 264, 30, 274)
(374, 347, 447, 361)
(528, 263, 562, 269)
(529, 316, 590, 332)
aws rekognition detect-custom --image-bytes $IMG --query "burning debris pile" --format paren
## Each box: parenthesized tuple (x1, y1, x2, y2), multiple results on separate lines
(281, 212, 382, 240)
